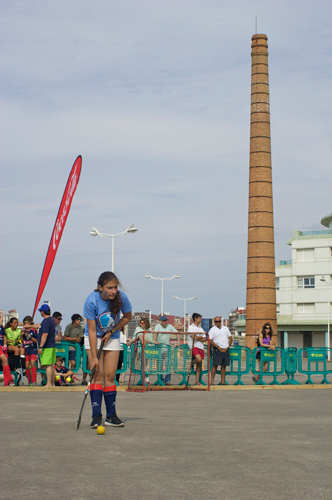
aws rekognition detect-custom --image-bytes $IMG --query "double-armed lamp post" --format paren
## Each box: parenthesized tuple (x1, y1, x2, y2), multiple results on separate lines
(173, 295, 198, 332)
(90, 224, 138, 272)
(145, 274, 180, 316)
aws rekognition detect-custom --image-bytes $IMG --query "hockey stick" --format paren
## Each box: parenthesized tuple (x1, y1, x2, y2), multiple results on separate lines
(76, 338, 105, 430)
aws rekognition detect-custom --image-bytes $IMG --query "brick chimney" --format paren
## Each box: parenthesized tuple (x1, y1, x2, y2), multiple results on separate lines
(245, 34, 277, 349)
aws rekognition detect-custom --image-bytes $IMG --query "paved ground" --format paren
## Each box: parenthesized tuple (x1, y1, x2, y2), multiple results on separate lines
(1, 386, 331, 500)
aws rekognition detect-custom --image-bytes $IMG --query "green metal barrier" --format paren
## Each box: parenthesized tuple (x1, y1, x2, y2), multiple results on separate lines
(282, 347, 300, 385)
(298, 348, 332, 384)
(82, 344, 128, 387)
(211, 346, 251, 385)
(173, 344, 192, 385)
(252, 347, 285, 385)
(146, 343, 172, 386)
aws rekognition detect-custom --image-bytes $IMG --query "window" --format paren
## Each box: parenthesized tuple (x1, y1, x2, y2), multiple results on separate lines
(297, 303, 315, 314)
(276, 304, 280, 314)
(298, 276, 315, 289)
(297, 248, 314, 262)
(275, 277, 280, 290)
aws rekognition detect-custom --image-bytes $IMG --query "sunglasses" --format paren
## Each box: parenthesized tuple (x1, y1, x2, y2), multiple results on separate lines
(215, 320, 221, 323)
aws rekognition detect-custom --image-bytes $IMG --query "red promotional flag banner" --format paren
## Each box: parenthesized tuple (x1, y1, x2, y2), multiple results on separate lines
(32, 156, 82, 318)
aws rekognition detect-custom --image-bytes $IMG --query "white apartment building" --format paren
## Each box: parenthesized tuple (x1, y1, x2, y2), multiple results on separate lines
(276, 213, 332, 351)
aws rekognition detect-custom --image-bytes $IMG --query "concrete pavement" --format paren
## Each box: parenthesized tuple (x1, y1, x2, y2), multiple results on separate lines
(1, 387, 331, 500)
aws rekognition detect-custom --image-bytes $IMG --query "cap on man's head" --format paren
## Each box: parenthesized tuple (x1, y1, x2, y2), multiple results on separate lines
(160, 315, 168, 321)
(38, 304, 50, 313)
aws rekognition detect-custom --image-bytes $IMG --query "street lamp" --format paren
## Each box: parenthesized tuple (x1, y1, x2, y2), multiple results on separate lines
(90, 224, 138, 272)
(173, 295, 198, 332)
(145, 274, 180, 315)
(320, 276, 331, 361)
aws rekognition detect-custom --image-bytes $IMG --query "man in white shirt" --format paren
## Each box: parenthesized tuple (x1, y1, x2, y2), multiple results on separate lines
(153, 315, 177, 385)
(209, 316, 232, 385)
(187, 313, 207, 386)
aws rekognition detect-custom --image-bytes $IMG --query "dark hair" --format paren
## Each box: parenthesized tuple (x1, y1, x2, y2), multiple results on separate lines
(53, 311, 62, 319)
(56, 356, 63, 363)
(23, 316, 34, 324)
(4, 317, 18, 330)
(141, 317, 150, 330)
(192, 313, 202, 322)
(95, 271, 122, 314)
(262, 323, 273, 338)
(71, 314, 82, 323)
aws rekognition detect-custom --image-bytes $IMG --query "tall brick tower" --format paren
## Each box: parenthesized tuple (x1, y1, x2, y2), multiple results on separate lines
(245, 34, 277, 349)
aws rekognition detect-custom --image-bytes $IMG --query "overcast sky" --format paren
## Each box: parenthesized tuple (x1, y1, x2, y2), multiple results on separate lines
(1, 0, 331, 325)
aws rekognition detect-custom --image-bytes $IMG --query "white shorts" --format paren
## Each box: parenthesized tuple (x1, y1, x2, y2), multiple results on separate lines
(84, 335, 121, 351)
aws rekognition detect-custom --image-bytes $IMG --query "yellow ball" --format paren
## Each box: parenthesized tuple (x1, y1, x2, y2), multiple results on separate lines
(66, 377, 71, 383)
(55, 375, 61, 381)
(97, 425, 105, 435)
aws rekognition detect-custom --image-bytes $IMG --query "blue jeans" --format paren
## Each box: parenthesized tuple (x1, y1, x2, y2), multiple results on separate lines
(161, 373, 171, 384)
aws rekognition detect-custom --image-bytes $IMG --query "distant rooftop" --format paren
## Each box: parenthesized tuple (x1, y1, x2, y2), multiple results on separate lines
(287, 228, 332, 245)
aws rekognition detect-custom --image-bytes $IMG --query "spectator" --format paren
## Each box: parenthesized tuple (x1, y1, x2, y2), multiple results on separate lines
(116, 328, 127, 385)
(53, 312, 63, 342)
(128, 318, 153, 345)
(37, 304, 56, 387)
(252, 323, 275, 383)
(187, 313, 207, 386)
(63, 314, 84, 371)
(54, 357, 75, 386)
(153, 315, 177, 386)
(209, 317, 232, 385)
(21, 316, 38, 385)
(0, 313, 15, 386)
(5, 317, 25, 373)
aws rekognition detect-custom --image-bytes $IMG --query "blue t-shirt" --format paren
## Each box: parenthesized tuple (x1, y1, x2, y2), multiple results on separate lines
(22, 328, 38, 355)
(83, 290, 132, 339)
(38, 317, 56, 348)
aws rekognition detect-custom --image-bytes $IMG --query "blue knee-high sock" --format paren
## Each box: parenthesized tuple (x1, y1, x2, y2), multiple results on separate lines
(104, 385, 117, 417)
(90, 384, 103, 417)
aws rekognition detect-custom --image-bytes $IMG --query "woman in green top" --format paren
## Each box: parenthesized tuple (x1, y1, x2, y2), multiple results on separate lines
(5, 317, 25, 368)
(128, 317, 153, 345)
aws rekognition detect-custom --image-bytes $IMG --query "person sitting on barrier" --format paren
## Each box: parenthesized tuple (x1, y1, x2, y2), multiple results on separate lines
(129, 318, 153, 345)
(252, 322, 275, 383)
(187, 313, 207, 386)
(0, 313, 15, 386)
(63, 314, 84, 371)
(209, 317, 232, 385)
(54, 356, 75, 386)
(21, 316, 38, 385)
(53, 312, 63, 342)
(5, 317, 25, 374)
(153, 316, 177, 386)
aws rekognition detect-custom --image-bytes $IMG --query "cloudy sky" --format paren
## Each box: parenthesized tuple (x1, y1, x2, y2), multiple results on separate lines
(1, 0, 331, 325)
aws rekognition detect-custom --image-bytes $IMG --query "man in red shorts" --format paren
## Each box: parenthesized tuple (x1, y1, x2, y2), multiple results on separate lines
(187, 313, 207, 386)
